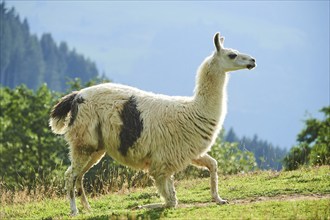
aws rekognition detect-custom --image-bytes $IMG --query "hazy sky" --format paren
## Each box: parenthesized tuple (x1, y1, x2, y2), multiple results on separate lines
(6, 1, 329, 149)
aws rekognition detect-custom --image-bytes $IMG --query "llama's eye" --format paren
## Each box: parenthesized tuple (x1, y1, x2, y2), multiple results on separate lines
(228, 54, 237, 59)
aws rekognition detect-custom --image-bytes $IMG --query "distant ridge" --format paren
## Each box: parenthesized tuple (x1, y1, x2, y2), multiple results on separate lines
(0, 2, 103, 91)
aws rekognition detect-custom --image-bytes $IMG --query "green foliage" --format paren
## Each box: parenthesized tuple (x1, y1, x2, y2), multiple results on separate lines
(210, 137, 257, 175)
(283, 106, 330, 170)
(0, 3, 101, 91)
(283, 143, 311, 170)
(0, 84, 68, 190)
(310, 143, 330, 166)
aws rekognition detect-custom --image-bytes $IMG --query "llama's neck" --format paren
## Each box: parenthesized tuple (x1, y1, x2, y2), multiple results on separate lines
(193, 57, 228, 124)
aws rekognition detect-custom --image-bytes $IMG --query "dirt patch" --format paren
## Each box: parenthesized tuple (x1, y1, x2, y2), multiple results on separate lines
(178, 194, 330, 208)
(232, 194, 330, 204)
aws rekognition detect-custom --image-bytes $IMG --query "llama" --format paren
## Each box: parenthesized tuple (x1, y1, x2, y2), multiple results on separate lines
(50, 32, 256, 215)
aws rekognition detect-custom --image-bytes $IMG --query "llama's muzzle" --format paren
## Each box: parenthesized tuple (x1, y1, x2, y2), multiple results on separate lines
(247, 63, 256, 70)
(247, 59, 256, 70)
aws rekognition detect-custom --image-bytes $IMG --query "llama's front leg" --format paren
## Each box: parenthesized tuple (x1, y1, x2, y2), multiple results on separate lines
(136, 172, 177, 210)
(154, 174, 178, 208)
(192, 154, 227, 204)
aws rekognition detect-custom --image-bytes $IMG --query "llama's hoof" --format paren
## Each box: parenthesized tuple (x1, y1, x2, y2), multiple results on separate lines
(213, 198, 228, 205)
(218, 199, 228, 205)
(70, 210, 79, 216)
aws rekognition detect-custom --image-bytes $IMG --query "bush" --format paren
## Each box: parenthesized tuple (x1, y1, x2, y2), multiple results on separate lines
(310, 144, 330, 166)
(283, 143, 311, 171)
(210, 137, 257, 175)
(283, 106, 330, 170)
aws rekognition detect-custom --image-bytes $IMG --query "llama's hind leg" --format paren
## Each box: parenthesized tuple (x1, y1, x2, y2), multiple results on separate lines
(65, 150, 93, 216)
(192, 154, 227, 204)
(65, 166, 77, 215)
(75, 150, 105, 211)
(65, 164, 87, 215)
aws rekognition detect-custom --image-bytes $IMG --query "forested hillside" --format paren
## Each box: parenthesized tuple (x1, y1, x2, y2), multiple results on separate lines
(0, 3, 102, 91)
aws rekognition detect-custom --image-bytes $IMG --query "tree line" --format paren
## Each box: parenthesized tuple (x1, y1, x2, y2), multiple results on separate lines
(0, 3, 104, 91)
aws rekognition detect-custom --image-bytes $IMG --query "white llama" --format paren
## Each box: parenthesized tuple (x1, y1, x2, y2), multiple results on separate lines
(50, 32, 256, 215)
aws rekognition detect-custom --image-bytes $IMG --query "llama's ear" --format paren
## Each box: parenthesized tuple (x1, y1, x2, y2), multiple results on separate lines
(220, 36, 225, 46)
(214, 32, 223, 52)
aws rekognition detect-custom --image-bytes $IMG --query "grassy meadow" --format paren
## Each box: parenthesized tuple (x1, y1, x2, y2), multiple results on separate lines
(1, 166, 329, 219)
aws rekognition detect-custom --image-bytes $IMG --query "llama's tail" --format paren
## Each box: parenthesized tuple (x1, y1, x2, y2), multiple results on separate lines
(49, 91, 84, 134)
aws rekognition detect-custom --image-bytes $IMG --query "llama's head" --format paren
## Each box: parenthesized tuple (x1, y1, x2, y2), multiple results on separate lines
(212, 32, 256, 72)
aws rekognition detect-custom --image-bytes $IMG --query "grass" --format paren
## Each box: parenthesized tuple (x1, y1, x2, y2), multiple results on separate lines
(1, 166, 329, 219)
